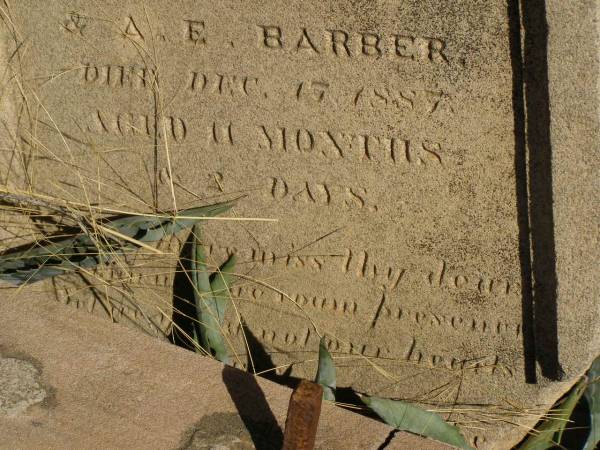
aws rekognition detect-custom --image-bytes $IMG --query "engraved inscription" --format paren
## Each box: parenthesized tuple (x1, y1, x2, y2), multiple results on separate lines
(374, 292, 521, 337)
(207, 121, 234, 146)
(82, 63, 158, 89)
(257, 125, 443, 166)
(188, 71, 261, 98)
(62, 12, 87, 35)
(427, 260, 512, 296)
(342, 250, 516, 297)
(233, 286, 358, 317)
(296, 80, 329, 104)
(267, 177, 376, 211)
(87, 110, 187, 142)
(354, 85, 451, 116)
(258, 26, 449, 63)
(183, 19, 206, 45)
(123, 16, 145, 41)
(224, 323, 515, 378)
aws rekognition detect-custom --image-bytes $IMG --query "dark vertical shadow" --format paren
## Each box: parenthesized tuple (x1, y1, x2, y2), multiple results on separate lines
(170, 233, 196, 350)
(242, 321, 296, 388)
(508, 0, 563, 382)
(222, 365, 284, 450)
(522, 0, 563, 382)
(508, 0, 537, 384)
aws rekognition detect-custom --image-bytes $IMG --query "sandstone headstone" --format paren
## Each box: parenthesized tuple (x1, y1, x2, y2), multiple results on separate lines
(0, 2, 597, 448)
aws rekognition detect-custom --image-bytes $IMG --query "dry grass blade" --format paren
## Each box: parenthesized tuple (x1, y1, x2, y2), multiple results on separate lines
(583, 356, 600, 450)
(518, 378, 586, 450)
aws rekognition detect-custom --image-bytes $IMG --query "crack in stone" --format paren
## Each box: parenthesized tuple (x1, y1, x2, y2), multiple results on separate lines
(377, 429, 399, 450)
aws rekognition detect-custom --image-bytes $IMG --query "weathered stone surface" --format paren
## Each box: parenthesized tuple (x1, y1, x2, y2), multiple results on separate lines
(0, 357, 47, 417)
(0, 288, 449, 450)
(0, 1, 597, 448)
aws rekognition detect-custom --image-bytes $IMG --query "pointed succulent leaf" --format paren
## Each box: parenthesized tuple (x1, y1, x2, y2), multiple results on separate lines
(315, 336, 336, 401)
(209, 254, 237, 324)
(0, 236, 101, 284)
(191, 223, 213, 352)
(583, 356, 600, 450)
(168, 201, 234, 234)
(0, 200, 234, 285)
(106, 200, 234, 242)
(361, 395, 473, 450)
(518, 378, 586, 450)
(191, 224, 229, 363)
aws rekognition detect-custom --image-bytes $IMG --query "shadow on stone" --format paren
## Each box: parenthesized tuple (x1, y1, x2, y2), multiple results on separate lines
(222, 365, 283, 450)
(170, 232, 196, 350)
(508, 0, 563, 383)
(241, 321, 296, 388)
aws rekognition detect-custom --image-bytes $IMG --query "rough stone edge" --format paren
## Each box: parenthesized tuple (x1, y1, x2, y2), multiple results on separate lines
(499, 2, 600, 448)
(0, 288, 451, 450)
(546, 2, 600, 382)
(506, 2, 600, 447)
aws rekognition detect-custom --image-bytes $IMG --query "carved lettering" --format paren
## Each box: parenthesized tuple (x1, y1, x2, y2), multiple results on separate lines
(62, 13, 86, 35)
(188, 71, 261, 98)
(208, 121, 234, 145)
(257, 26, 449, 64)
(354, 85, 450, 116)
(404, 338, 514, 377)
(267, 177, 373, 210)
(184, 19, 206, 45)
(123, 16, 144, 41)
(427, 260, 513, 296)
(259, 25, 283, 49)
(82, 64, 158, 89)
(87, 110, 186, 142)
(257, 125, 442, 166)
(296, 80, 329, 104)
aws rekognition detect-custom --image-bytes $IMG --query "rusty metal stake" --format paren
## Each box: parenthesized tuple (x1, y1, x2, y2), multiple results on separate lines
(282, 380, 323, 450)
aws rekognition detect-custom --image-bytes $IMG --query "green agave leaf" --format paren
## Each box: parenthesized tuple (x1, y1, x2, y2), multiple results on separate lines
(191, 224, 229, 363)
(583, 356, 600, 450)
(106, 200, 234, 242)
(190, 223, 215, 351)
(315, 336, 336, 401)
(0, 201, 234, 285)
(0, 235, 103, 284)
(209, 254, 237, 323)
(361, 395, 473, 450)
(519, 378, 586, 450)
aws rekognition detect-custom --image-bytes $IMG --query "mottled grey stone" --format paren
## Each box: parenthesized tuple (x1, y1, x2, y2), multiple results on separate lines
(0, 357, 46, 417)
